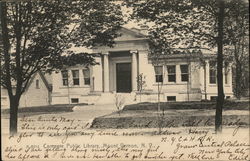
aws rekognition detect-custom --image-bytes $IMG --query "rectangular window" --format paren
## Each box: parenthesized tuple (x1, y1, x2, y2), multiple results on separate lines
(82, 69, 90, 85)
(71, 98, 79, 104)
(61, 70, 68, 86)
(167, 96, 176, 102)
(36, 79, 39, 89)
(72, 70, 79, 85)
(180, 65, 189, 82)
(210, 96, 217, 101)
(154, 66, 163, 83)
(209, 62, 216, 84)
(225, 63, 229, 84)
(167, 65, 176, 82)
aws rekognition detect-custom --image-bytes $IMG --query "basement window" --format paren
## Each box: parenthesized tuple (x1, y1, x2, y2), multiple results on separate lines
(210, 96, 217, 101)
(71, 98, 79, 104)
(167, 96, 176, 102)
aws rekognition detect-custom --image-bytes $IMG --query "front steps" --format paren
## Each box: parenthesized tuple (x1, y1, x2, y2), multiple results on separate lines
(94, 92, 137, 105)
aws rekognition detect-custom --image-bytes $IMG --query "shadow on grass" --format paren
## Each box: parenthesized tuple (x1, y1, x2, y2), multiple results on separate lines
(123, 100, 250, 111)
(1, 103, 88, 117)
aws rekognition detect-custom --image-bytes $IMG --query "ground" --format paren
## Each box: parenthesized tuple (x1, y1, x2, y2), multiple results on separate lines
(1, 104, 116, 135)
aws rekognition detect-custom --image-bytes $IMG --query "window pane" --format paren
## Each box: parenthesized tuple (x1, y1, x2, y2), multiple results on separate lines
(72, 70, 79, 78)
(36, 80, 39, 88)
(209, 61, 217, 84)
(63, 79, 68, 86)
(84, 78, 90, 85)
(83, 69, 90, 78)
(155, 75, 163, 83)
(210, 76, 216, 84)
(61, 70, 68, 78)
(61, 70, 68, 86)
(167, 96, 176, 102)
(167, 65, 176, 74)
(71, 98, 79, 103)
(168, 75, 176, 82)
(180, 65, 188, 73)
(209, 69, 216, 84)
(82, 69, 90, 85)
(225, 72, 228, 84)
(224, 63, 229, 84)
(181, 74, 189, 82)
(73, 79, 79, 85)
(154, 66, 163, 75)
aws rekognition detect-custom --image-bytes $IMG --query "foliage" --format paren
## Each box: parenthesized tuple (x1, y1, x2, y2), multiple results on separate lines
(125, 0, 249, 132)
(1, 0, 124, 93)
(136, 73, 146, 102)
(125, 0, 249, 54)
(114, 94, 125, 115)
(0, 0, 125, 134)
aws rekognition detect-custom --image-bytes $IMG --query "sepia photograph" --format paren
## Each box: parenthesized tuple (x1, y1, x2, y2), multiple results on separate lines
(1, 0, 249, 160)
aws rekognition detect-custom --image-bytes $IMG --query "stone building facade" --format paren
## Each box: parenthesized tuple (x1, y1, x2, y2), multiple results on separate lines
(51, 27, 233, 105)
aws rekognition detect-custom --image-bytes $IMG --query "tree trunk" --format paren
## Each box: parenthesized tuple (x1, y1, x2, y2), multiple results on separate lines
(9, 96, 20, 136)
(215, 0, 225, 133)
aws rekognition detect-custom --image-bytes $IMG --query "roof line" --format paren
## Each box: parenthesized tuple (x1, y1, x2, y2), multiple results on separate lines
(25, 71, 51, 92)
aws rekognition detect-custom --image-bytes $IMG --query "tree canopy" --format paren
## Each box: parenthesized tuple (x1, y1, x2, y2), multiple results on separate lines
(124, 0, 249, 132)
(0, 0, 125, 135)
(125, 0, 249, 54)
(1, 0, 125, 94)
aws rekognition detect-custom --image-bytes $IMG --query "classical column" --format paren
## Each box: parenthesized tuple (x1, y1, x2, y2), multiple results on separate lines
(131, 50, 138, 91)
(103, 52, 109, 92)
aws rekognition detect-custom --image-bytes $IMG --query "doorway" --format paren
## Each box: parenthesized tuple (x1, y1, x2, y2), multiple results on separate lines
(116, 63, 132, 93)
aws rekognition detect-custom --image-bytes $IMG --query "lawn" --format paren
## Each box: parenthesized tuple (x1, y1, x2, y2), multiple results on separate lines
(1, 103, 87, 117)
(123, 100, 250, 111)
(91, 100, 249, 129)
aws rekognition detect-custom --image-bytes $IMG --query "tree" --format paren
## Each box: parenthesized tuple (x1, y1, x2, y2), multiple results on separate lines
(223, 1, 249, 99)
(0, 0, 124, 135)
(114, 94, 125, 116)
(137, 73, 146, 102)
(125, 0, 249, 132)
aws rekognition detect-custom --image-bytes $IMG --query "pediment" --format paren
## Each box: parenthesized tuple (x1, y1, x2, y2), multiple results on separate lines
(114, 27, 147, 41)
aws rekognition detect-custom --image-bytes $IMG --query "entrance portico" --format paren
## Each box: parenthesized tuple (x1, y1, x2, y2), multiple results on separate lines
(102, 50, 138, 93)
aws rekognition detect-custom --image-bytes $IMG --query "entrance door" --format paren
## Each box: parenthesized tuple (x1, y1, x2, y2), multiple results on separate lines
(116, 63, 131, 93)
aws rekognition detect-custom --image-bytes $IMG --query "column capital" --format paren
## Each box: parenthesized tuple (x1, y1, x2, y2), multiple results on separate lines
(204, 59, 209, 64)
(102, 51, 109, 55)
(130, 50, 138, 54)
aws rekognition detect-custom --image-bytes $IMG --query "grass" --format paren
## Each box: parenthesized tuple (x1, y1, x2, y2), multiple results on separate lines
(91, 100, 249, 129)
(123, 100, 250, 111)
(1, 103, 87, 117)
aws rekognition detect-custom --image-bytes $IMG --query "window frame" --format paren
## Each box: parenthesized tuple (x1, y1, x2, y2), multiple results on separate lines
(35, 79, 40, 89)
(71, 98, 79, 104)
(82, 69, 90, 85)
(224, 63, 229, 84)
(72, 70, 80, 86)
(154, 66, 163, 83)
(167, 96, 176, 102)
(61, 70, 69, 86)
(167, 65, 176, 83)
(209, 62, 217, 84)
(180, 64, 189, 82)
